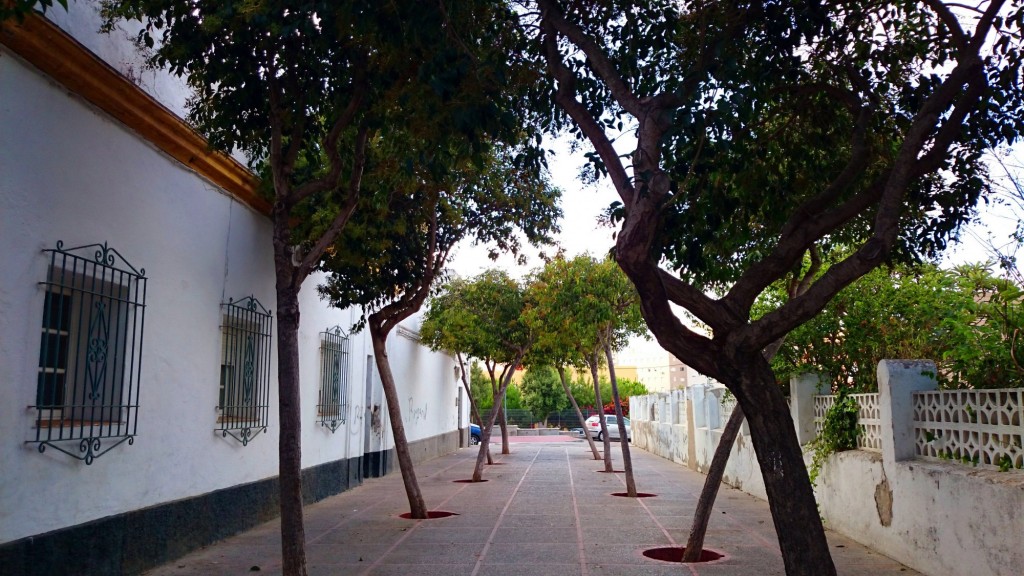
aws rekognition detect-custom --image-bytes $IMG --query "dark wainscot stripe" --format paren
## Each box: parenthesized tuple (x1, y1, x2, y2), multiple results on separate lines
(0, 430, 461, 576)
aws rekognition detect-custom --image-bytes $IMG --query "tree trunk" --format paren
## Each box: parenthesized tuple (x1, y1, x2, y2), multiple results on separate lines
(369, 324, 428, 518)
(683, 331, 794, 561)
(604, 340, 636, 496)
(589, 355, 612, 471)
(498, 404, 510, 454)
(733, 358, 836, 576)
(456, 354, 491, 464)
(274, 280, 307, 576)
(557, 365, 600, 460)
(682, 404, 744, 561)
(472, 352, 524, 481)
(486, 362, 510, 455)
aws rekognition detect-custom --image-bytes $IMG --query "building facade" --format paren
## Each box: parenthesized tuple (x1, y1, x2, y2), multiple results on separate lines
(0, 6, 467, 575)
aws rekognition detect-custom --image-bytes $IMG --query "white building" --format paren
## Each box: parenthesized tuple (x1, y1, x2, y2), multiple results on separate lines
(0, 6, 468, 574)
(616, 339, 701, 392)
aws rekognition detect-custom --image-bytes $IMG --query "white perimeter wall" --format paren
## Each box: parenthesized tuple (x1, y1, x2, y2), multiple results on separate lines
(632, 381, 1024, 576)
(0, 36, 460, 544)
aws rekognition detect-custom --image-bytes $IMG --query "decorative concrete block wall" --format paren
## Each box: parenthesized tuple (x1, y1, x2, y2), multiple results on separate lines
(631, 360, 1024, 576)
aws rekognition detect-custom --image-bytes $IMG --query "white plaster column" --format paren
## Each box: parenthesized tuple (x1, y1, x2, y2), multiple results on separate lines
(670, 390, 681, 425)
(789, 373, 822, 445)
(877, 359, 938, 465)
(685, 386, 698, 469)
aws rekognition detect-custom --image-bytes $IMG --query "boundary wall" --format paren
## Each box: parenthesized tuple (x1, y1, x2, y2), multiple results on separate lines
(631, 361, 1024, 576)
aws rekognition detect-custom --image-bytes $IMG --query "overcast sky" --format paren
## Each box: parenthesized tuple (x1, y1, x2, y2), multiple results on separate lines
(447, 139, 1024, 360)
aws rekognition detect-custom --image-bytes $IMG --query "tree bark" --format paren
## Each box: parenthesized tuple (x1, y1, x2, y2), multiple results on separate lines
(273, 279, 307, 576)
(732, 357, 836, 576)
(557, 365, 600, 460)
(485, 361, 510, 454)
(589, 354, 613, 471)
(472, 352, 525, 481)
(682, 404, 744, 561)
(369, 323, 428, 518)
(684, 274, 811, 562)
(604, 340, 636, 496)
(498, 403, 510, 454)
(457, 354, 491, 464)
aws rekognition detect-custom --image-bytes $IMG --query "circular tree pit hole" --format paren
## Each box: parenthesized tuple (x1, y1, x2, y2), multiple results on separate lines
(643, 547, 724, 563)
(611, 492, 657, 498)
(452, 479, 489, 483)
(399, 511, 459, 520)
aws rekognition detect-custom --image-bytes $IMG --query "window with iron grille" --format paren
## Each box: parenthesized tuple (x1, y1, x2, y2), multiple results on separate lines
(215, 296, 272, 446)
(30, 241, 147, 465)
(317, 326, 350, 433)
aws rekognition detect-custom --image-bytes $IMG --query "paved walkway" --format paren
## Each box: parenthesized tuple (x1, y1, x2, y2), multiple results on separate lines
(147, 438, 918, 575)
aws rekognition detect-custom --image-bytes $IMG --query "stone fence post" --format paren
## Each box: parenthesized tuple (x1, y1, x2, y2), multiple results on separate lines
(877, 359, 938, 466)
(789, 373, 822, 446)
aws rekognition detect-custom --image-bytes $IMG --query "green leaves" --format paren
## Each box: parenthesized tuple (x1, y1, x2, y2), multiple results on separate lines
(421, 270, 532, 365)
(1, 0, 66, 23)
(768, 260, 1024, 391)
(808, 388, 862, 486)
(525, 254, 646, 369)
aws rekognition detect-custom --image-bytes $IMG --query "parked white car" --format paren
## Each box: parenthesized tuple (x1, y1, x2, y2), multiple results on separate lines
(585, 414, 631, 441)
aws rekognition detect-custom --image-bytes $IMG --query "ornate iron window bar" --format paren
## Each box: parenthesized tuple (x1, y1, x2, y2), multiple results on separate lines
(29, 241, 147, 464)
(216, 295, 272, 446)
(317, 326, 351, 433)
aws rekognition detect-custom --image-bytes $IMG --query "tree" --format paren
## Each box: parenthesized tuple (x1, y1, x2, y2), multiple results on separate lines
(103, 1, 549, 571)
(527, 1, 1024, 573)
(318, 142, 559, 518)
(768, 260, 1024, 390)
(526, 255, 646, 490)
(519, 365, 567, 426)
(422, 270, 535, 480)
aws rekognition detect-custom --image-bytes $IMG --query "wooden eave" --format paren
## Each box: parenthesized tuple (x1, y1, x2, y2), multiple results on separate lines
(0, 13, 271, 216)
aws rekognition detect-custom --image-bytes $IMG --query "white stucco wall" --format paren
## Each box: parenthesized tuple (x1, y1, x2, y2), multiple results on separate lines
(631, 386, 1024, 576)
(44, 0, 192, 119)
(0, 38, 459, 544)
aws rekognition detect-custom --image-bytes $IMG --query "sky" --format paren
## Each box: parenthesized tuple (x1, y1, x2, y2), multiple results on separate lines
(447, 137, 1024, 360)
(449, 136, 620, 280)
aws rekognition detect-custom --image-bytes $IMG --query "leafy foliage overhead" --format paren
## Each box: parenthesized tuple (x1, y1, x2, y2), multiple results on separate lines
(421, 269, 533, 366)
(525, 254, 646, 367)
(765, 261, 1024, 391)
(316, 142, 560, 330)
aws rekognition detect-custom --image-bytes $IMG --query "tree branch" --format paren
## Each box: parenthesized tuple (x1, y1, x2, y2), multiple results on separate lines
(724, 98, 873, 313)
(295, 125, 370, 280)
(657, 269, 729, 330)
(291, 70, 368, 206)
(536, 0, 644, 116)
(922, 0, 969, 50)
(538, 8, 635, 205)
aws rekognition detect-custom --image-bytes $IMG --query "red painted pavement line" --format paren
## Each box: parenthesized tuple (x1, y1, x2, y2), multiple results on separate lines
(507, 435, 582, 442)
(356, 479, 476, 576)
(469, 446, 544, 576)
(565, 446, 590, 576)
(610, 459, 701, 576)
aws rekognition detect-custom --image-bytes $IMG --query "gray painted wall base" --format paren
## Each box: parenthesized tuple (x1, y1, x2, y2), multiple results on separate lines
(0, 430, 460, 576)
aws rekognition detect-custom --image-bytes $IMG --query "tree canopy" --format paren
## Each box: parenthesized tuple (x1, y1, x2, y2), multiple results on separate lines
(525, 1, 1024, 573)
(525, 254, 646, 366)
(766, 261, 1024, 391)
(519, 365, 567, 422)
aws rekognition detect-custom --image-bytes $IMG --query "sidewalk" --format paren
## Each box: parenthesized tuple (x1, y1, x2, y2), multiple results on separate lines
(146, 438, 918, 575)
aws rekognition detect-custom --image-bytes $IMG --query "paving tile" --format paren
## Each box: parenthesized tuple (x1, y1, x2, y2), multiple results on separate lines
(474, 563, 582, 576)
(481, 542, 581, 564)
(141, 441, 921, 576)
